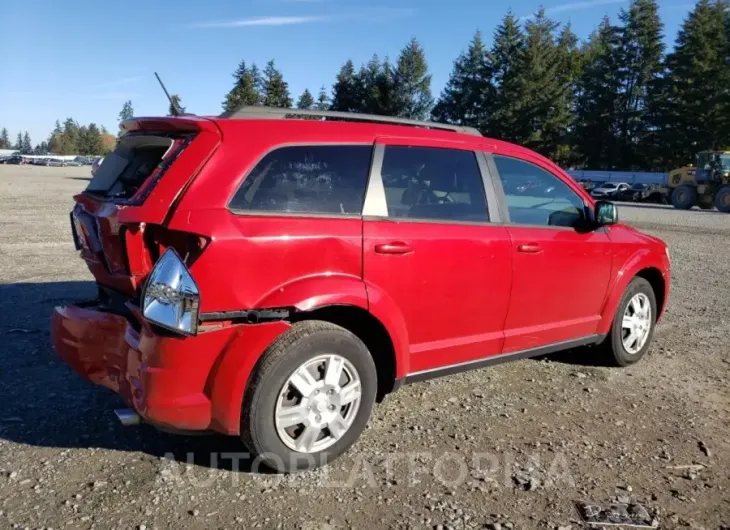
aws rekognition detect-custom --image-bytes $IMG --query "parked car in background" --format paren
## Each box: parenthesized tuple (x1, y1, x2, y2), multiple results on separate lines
(1, 155, 27, 165)
(617, 183, 650, 202)
(591, 182, 630, 198)
(615, 184, 669, 204)
(52, 108, 671, 473)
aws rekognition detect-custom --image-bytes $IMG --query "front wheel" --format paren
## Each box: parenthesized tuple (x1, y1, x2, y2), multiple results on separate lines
(241, 321, 377, 473)
(601, 277, 657, 367)
(714, 185, 730, 213)
(670, 185, 697, 210)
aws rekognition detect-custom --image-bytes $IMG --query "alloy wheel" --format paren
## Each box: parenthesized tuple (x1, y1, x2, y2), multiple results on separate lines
(274, 354, 362, 453)
(621, 293, 652, 354)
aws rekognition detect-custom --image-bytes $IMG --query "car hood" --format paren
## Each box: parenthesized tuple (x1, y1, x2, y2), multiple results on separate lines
(615, 222, 666, 247)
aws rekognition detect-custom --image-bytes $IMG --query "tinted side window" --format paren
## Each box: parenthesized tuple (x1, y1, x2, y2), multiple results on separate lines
(493, 156, 585, 228)
(229, 145, 373, 215)
(380, 146, 488, 222)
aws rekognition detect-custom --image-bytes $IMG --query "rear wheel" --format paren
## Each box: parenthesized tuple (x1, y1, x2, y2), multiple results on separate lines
(241, 321, 377, 473)
(670, 185, 697, 210)
(601, 277, 657, 367)
(714, 185, 730, 213)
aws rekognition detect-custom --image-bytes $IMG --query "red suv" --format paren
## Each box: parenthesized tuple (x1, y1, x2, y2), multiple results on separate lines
(52, 108, 670, 472)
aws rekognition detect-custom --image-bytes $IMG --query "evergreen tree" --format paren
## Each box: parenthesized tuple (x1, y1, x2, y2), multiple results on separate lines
(57, 118, 81, 155)
(15, 132, 23, 150)
(555, 24, 583, 166)
(509, 9, 573, 159)
(432, 31, 494, 130)
(615, 0, 665, 169)
(48, 120, 63, 150)
(488, 12, 526, 140)
(22, 131, 32, 153)
(392, 38, 433, 119)
(649, 0, 730, 169)
(0, 128, 9, 149)
(168, 94, 186, 116)
(296, 89, 315, 110)
(375, 58, 398, 116)
(355, 55, 383, 114)
(222, 60, 262, 112)
(88, 124, 104, 154)
(315, 85, 329, 110)
(574, 18, 623, 169)
(77, 124, 104, 155)
(119, 100, 134, 122)
(331, 60, 360, 112)
(261, 60, 292, 108)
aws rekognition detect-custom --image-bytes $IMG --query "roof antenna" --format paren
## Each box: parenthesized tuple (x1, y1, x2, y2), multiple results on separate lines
(154, 72, 184, 116)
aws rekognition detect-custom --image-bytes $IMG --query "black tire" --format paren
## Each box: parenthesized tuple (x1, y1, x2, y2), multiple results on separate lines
(241, 320, 377, 473)
(714, 185, 730, 213)
(601, 277, 658, 367)
(670, 185, 697, 210)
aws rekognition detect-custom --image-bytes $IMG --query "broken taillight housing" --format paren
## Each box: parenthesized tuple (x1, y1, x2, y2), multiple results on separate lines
(142, 248, 200, 335)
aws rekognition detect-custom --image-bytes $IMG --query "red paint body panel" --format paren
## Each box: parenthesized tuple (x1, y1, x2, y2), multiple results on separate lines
(503, 226, 612, 352)
(51, 300, 291, 433)
(51, 115, 671, 436)
(364, 219, 512, 373)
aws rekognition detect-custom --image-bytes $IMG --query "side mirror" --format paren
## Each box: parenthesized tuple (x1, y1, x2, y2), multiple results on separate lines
(595, 200, 618, 226)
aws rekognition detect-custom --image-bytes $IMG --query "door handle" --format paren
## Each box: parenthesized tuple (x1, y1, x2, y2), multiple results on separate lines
(374, 242, 414, 255)
(517, 243, 542, 254)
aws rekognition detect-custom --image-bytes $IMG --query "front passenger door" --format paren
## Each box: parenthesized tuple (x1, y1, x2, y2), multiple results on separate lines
(492, 154, 613, 353)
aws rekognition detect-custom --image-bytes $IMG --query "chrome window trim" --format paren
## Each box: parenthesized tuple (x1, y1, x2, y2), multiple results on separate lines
(361, 144, 389, 217)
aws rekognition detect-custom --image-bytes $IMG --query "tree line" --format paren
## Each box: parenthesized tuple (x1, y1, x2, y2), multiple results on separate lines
(0, 120, 117, 156)
(218, 0, 729, 172)
(6, 0, 726, 169)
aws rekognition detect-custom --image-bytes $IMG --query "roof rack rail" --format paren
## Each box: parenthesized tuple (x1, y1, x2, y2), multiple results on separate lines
(219, 106, 482, 137)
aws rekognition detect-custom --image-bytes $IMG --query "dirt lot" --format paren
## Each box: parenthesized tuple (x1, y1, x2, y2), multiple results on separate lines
(0, 165, 728, 530)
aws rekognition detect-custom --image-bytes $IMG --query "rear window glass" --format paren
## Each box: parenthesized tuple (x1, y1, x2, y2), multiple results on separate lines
(85, 135, 174, 199)
(229, 145, 373, 215)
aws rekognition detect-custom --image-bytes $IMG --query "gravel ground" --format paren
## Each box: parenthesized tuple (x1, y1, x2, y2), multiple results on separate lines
(0, 165, 728, 530)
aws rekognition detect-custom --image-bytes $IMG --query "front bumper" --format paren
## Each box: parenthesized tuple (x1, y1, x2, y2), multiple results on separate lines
(51, 297, 290, 433)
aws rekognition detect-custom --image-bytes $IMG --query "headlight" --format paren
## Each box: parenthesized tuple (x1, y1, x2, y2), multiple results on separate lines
(142, 248, 200, 335)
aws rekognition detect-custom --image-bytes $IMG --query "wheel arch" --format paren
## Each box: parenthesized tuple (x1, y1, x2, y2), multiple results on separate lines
(635, 267, 667, 318)
(207, 277, 409, 434)
(291, 305, 399, 401)
(598, 253, 668, 335)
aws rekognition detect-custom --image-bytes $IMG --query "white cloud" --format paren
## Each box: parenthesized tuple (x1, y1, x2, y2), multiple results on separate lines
(544, 0, 627, 15)
(192, 16, 330, 28)
(191, 8, 415, 29)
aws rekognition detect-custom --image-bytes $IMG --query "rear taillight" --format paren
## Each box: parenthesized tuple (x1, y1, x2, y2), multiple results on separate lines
(142, 248, 200, 335)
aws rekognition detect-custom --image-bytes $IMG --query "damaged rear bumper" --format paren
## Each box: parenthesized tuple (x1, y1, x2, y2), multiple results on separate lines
(50, 295, 290, 434)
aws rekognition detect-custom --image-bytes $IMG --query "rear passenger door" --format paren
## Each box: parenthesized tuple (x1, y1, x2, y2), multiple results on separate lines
(489, 154, 612, 353)
(363, 138, 512, 376)
(223, 144, 373, 310)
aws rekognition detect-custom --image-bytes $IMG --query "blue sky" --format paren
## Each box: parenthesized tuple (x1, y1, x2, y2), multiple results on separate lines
(0, 0, 694, 146)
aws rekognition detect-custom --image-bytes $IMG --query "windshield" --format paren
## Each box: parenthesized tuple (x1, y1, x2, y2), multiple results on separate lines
(697, 153, 730, 171)
(602, 183, 618, 189)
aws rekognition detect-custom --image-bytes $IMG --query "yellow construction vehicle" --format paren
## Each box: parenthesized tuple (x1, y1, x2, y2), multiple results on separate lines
(668, 150, 730, 212)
